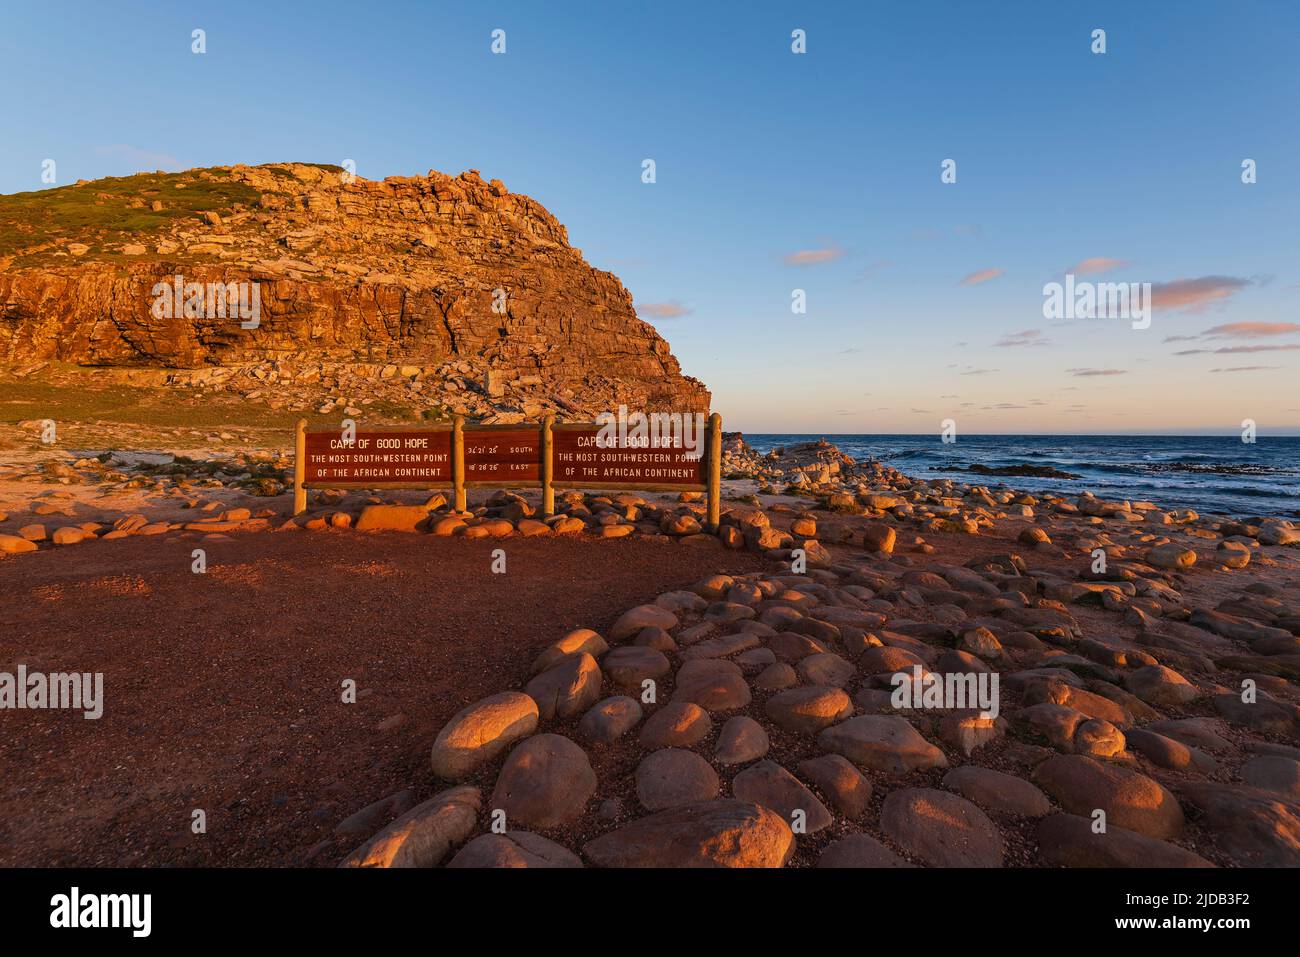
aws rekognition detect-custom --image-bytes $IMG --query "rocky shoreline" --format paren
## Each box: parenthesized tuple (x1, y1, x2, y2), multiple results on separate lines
(1, 428, 1297, 867)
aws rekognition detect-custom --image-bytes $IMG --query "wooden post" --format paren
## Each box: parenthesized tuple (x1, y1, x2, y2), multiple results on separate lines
(707, 411, 722, 532)
(541, 414, 555, 517)
(452, 415, 466, 513)
(293, 418, 308, 516)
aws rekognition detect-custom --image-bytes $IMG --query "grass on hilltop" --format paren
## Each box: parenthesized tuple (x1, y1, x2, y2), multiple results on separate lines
(0, 163, 343, 266)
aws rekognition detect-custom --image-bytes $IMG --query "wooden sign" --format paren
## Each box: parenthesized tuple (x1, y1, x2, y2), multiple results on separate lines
(294, 412, 722, 530)
(464, 426, 541, 486)
(551, 427, 707, 490)
(300, 426, 453, 488)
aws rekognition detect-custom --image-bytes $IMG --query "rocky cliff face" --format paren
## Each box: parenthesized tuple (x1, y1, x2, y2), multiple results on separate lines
(0, 163, 709, 417)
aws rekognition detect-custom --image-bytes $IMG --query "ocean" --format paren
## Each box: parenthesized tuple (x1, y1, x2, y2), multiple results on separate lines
(743, 434, 1300, 520)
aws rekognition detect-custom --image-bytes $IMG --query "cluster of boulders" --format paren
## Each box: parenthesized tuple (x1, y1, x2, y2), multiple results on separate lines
(334, 486, 1300, 867)
(723, 436, 910, 491)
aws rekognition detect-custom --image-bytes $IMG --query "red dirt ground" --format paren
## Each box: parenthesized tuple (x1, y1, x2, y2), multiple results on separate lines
(0, 530, 763, 867)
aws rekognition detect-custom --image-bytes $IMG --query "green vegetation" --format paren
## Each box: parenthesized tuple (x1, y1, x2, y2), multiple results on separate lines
(0, 167, 266, 263)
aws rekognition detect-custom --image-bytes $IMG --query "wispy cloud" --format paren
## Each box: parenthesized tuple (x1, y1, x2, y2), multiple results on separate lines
(959, 267, 1003, 286)
(1068, 367, 1128, 376)
(637, 300, 691, 319)
(1066, 257, 1129, 276)
(783, 245, 844, 266)
(1175, 344, 1300, 355)
(1200, 321, 1300, 339)
(1151, 275, 1252, 312)
(1211, 366, 1280, 373)
(856, 259, 893, 281)
(995, 329, 1049, 347)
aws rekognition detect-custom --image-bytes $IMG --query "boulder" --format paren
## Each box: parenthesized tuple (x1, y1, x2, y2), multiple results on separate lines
(583, 800, 794, 868)
(430, 692, 539, 781)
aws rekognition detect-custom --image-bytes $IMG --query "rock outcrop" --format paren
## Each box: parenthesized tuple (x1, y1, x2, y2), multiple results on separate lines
(0, 163, 709, 416)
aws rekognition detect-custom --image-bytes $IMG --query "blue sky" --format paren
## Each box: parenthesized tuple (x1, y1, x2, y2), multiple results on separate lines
(2, 1, 1298, 433)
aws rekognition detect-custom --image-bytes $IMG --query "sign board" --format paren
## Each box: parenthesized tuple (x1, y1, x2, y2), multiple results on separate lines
(301, 427, 453, 487)
(551, 427, 706, 489)
(464, 427, 541, 486)
(294, 413, 722, 528)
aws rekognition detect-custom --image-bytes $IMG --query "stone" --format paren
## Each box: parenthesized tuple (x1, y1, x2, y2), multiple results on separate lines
(530, 628, 608, 675)
(1036, 814, 1213, 868)
(796, 652, 856, 688)
(796, 754, 872, 818)
(353, 504, 430, 532)
(334, 789, 417, 838)
(340, 785, 480, 867)
(1014, 702, 1089, 750)
(1240, 756, 1300, 799)
(672, 658, 751, 711)
(767, 632, 828, 663)
(1125, 664, 1199, 707)
(639, 701, 712, 749)
(880, 788, 1004, 867)
(817, 834, 914, 868)
(959, 627, 1003, 661)
(942, 766, 1051, 818)
(1033, 754, 1183, 840)
(525, 652, 602, 721)
(1178, 783, 1300, 867)
(583, 800, 795, 868)
(1146, 543, 1196, 569)
(732, 760, 833, 833)
(447, 831, 583, 868)
(817, 715, 949, 773)
(430, 691, 540, 781)
(862, 523, 896, 553)
(52, 526, 87, 545)
(602, 645, 671, 688)
(610, 604, 678, 642)
(753, 661, 798, 690)
(1147, 717, 1233, 753)
(490, 734, 596, 829)
(431, 516, 467, 536)
(1217, 541, 1251, 568)
(0, 534, 38, 554)
(1125, 728, 1217, 773)
(635, 749, 720, 811)
(714, 716, 769, 765)
(1074, 718, 1127, 759)
(1212, 692, 1300, 739)
(765, 686, 854, 734)
(577, 696, 643, 744)
(938, 712, 1003, 756)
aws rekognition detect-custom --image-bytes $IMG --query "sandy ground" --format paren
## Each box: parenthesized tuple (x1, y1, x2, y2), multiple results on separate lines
(0, 531, 763, 866)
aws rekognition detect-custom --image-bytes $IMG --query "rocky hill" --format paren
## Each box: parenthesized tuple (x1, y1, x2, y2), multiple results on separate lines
(0, 163, 709, 421)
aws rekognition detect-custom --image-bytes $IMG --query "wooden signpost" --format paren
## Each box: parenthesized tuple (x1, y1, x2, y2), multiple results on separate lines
(294, 412, 723, 529)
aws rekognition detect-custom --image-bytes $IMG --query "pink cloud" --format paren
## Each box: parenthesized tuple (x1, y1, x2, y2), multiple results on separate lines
(959, 268, 1003, 286)
(783, 246, 844, 266)
(995, 329, 1049, 347)
(637, 300, 691, 319)
(1067, 257, 1129, 276)
(1151, 276, 1251, 312)
(1201, 321, 1300, 338)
